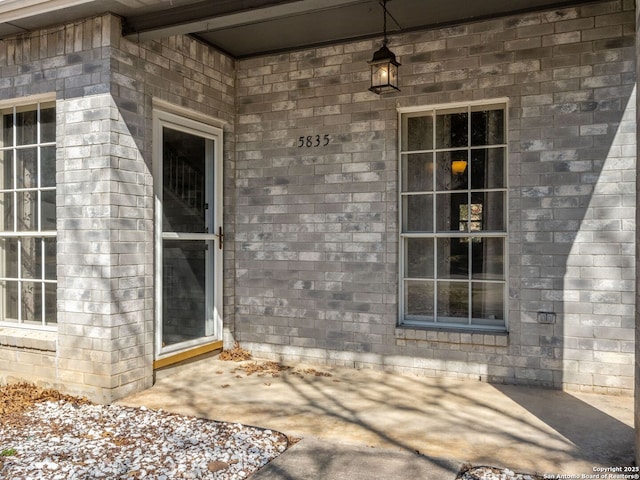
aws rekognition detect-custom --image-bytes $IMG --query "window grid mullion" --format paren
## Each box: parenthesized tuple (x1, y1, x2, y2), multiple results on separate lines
(12, 107, 17, 234)
(17, 238, 21, 323)
(40, 238, 45, 326)
(431, 117, 438, 323)
(37, 105, 41, 234)
(466, 105, 472, 326)
(400, 103, 506, 330)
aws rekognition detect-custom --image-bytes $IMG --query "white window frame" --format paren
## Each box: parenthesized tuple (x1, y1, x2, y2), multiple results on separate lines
(398, 99, 509, 332)
(0, 94, 57, 331)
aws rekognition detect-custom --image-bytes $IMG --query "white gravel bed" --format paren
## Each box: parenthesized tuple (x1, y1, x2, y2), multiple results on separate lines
(0, 400, 288, 479)
(457, 466, 542, 480)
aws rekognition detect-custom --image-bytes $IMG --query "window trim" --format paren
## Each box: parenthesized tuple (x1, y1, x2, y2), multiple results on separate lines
(0, 96, 57, 331)
(397, 99, 509, 332)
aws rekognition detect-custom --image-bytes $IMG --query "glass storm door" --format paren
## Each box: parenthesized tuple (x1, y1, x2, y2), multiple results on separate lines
(154, 111, 223, 359)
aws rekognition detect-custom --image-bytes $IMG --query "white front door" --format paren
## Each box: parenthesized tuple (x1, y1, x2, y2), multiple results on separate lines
(153, 110, 223, 360)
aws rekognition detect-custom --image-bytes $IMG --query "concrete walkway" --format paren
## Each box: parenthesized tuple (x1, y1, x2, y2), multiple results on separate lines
(118, 356, 635, 479)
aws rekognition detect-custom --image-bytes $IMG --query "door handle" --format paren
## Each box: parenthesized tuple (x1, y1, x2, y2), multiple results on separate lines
(214, 226, 223, 250)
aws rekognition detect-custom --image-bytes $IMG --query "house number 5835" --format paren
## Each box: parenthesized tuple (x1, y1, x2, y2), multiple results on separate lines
(298, 134, 330, 148)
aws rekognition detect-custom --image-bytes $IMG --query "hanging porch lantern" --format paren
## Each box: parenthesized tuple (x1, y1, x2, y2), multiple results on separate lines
(369, 0, 400, 94)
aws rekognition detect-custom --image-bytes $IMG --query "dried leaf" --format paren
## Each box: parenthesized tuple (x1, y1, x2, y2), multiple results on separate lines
(218, 342, 252, 361)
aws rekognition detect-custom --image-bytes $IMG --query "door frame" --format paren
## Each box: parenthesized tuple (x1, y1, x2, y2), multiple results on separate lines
(152, 108, 224, 363)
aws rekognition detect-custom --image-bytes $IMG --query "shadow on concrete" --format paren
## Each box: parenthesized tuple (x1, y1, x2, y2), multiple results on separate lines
(251, 437, 461, 480)
(494, 384, 635, 467)
(118, 357, 635, 477)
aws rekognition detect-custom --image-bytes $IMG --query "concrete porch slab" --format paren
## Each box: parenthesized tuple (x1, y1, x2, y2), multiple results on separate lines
(118, 356, 634, 477)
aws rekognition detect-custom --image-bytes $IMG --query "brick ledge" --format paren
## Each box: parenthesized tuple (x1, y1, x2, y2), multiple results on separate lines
(396, 326, 509, 347)
(0, 327, 57, 352)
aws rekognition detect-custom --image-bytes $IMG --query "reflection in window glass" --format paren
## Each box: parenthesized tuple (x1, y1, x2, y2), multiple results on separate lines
(403, 195, 433, 232)
(471, 148, 505, 190)
(41, 146, 56, 187)
(471, 107, 504, 146)
(436, 110, 468, 149)
(405, 280, 434, 319)
(40, 108, 56, 143)
(1, 150, 12, 189)
(403, 114, 433, 151)
(21, 237, 39, 279)
(472, 238, 504, 280)
(471, 191, 505, 231)
(17, 148, 37, 189)
(437, 237, 468, 279)
(472, 282, 505, 325)
(435, 192, 467, 232)
(402, 153, 433, 192)
(16, 110, 37, 146)
(437, 281, 469, 323)
(436, 150, 467, 191)
(405, 238, 434, 279)
(162, 239, 207, 346)
(162, 127, 207, 234)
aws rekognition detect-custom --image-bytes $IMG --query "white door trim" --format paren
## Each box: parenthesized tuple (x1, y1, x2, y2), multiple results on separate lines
(152, 108, 224, 360)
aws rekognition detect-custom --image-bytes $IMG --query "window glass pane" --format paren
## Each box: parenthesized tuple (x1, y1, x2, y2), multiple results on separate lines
(41, 190, 56, 231)
(40, 107, 56, 143)
(437, 238, 468, 279)
(405, 280, 434, 319)
(437, 281, 468, 323)
(21, 238, 40, 279)
(435, 109, 468, 149)
(162, 128, 207, 233)
(459, 203, 483, 233)
(16, 110, 37, 146)
(0, 238, 18, 278)
(472, 282, 504, 324)
(403, 195, 433, 232)
(1, 192, 13, 232)
(41, 146, 56, 188)
(17, 191, 38, 231)
(472, 237, 504, 280)
(470, 148, 505, 190)
(2, 110, 13, 147)
(17, 148, 37, 189)
(471, 106, 504, 146)
(44, 238, 56, 280)
(22, 281, 42, 324)
(162, 239, 207, 346)
(1, 150, 13, 189)
(403, 114, 433, 151)
(435, 192, 466, 232)
(436, 150, 467, 191)
(402, 153, 433, 192)
(405, 238, 434, 278)
(471, 191, 505, 231)
(45, 283, 56, 325)
(1, 280, 19, 321)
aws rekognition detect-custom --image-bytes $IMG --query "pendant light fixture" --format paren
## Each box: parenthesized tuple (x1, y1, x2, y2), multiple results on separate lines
(369, 0, 400, 94)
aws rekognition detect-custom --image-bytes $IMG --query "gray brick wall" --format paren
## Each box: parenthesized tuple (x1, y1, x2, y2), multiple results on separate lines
(0, 14, 235, 402)
(234, 0, 636, 395)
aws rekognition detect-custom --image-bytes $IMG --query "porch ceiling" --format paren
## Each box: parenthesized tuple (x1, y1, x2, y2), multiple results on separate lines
(0, 0, 595, 58)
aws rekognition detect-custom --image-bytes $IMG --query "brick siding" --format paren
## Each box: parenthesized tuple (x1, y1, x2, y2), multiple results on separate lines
(234, 0, 636, 394)
(0, 0, 635, 400)
(0, 14, 235, 402)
